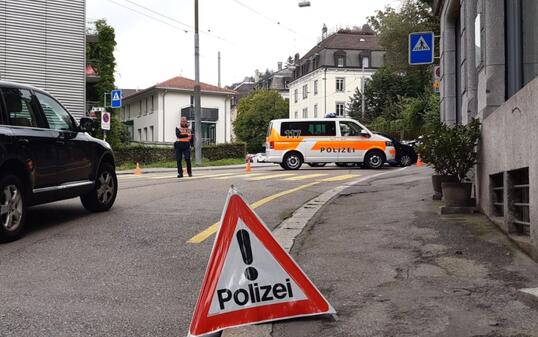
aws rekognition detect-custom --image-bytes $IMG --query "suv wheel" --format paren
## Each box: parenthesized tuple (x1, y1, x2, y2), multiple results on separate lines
(282, 152, 303, 170)
(81, 163, 118, 212)
(399, 154, 413, 167)
(364, 150, 385, 169)
(0, 175, 27, 242)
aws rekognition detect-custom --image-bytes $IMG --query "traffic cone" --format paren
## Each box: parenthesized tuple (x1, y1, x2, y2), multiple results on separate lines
(134, 162, 142, 176)
(416, 154, 424, 167)
(246, 155, 252, 173)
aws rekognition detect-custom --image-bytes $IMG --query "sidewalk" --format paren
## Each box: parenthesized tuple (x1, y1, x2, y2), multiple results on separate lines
(270, 167, 538, 337)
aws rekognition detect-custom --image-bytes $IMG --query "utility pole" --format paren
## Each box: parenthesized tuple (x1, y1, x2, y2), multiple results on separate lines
(361, 62, 365, 120)
(218, 51, 221, 88)
(194, 0, 202, 165)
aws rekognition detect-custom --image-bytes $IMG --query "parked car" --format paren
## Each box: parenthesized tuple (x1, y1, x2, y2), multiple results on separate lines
(374, 133, 417, 167)
(0, 81, 118, 242)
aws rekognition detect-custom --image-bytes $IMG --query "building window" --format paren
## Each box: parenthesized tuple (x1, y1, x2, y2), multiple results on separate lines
(138, 101, 142, 117)
(302, 85, 308, 99)
(284, 80, 290, 89)
(336, 102, 345, 117)
(144, 98, 148, 115)
(294, 111, 298, 119)
(506, 0, 538, 98)
(127, 104, 131, 120)
(361, 56, 370, 68)
(302, 107, 308, 118)
(150, 95, 155, 114)
(509, 167, 530, 236)
(337, 56, 344, 67)
(314, 104, 318, 118)
(314, 80, 318, 95)
(143, 127, 148, 141)
(138, 128, 142, 140)
(294, 89, 298, 103)
(149, 126, 154, 142)
(336, 78, 345, 92)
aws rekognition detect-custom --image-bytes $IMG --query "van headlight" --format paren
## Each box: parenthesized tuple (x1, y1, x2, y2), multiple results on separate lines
(385, 141, 393, 147)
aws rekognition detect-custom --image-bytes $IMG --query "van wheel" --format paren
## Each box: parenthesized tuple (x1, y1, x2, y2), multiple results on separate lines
(0, 175, 27, 243)
(282, 152, 303, 170)
(364, 150, 386, 169)
(307, 163, 326, 167)
(81, 163, 118, 212)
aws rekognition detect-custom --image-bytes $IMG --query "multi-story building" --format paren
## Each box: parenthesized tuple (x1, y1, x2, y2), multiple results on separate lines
(121, 76, 235, 145)
(0, 0, 86, 119)
(434, 0, 538, 258)
(288, 26, 385, 120)
(228, 78, 256, 141)
(255, 62, 294, 101)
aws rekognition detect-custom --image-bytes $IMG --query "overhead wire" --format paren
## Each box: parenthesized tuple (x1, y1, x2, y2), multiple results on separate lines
(231, 0, 298, 35)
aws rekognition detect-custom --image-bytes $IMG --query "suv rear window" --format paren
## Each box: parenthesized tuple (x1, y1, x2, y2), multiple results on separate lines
(280, 121, 336, 137)
(2, 88, 40, 127)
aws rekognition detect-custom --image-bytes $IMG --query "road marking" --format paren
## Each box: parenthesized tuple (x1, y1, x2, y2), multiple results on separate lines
(212, 173, 264, 180)
(152, 172, 235, 180)
(320, 174, 359, 182)
(283, 173, 328, 181)
(247, 173, 296, 181)
(187, 181, 320, 244)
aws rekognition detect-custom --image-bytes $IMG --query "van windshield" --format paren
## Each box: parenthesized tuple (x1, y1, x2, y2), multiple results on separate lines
(266, 122, 273, 137)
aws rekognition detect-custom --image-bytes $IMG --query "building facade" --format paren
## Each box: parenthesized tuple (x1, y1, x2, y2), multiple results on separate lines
(435, 0, 538, 258)
(288, 28, 384, 120)
(0, 0, 86, 118)
(121, 76, 235, 145)
(255, 62, 293, 101)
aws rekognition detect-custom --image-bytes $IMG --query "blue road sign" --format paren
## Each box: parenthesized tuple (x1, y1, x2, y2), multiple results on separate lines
(111, 89, 122, 108)
(409, 32, 434, 65)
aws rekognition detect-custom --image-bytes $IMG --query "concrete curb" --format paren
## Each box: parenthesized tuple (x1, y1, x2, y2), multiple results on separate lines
(116, 163, 274, 175)
(221, 167, 407, 337)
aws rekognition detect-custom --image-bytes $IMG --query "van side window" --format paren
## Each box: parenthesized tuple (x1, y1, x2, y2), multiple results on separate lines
(339, 121, 361, 136)
(2, 88, 40, 128)
(281, 121, 336, 137)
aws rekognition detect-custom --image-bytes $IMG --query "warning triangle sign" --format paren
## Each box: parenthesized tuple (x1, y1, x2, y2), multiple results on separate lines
(412, 36, 431, 52)
(188, 189, 335, 337)
(112, 92, 121, 101)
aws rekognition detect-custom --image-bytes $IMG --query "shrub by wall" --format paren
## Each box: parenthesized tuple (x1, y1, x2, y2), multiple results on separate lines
(114, 143, 246, 166)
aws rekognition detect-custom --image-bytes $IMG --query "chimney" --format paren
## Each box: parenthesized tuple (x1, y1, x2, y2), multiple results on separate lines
(322, 23, 328, 40)
(277, 62, 283, 71)
(294, 53, 300, 65)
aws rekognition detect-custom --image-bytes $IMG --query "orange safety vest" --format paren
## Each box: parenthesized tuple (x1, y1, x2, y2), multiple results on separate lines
(177, 127, 192, 142)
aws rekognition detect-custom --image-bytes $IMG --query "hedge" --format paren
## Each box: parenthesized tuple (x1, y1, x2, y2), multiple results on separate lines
(114, 143, 246, 166)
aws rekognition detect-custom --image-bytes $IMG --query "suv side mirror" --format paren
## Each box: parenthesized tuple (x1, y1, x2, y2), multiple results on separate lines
(360, 129, 371, 138)
(79, 117, 95, 132)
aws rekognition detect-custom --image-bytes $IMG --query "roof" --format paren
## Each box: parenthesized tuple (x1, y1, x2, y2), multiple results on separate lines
(157, 76, 235, 94)
(121, 89, 140, 99)
(302, 32, 382, 60)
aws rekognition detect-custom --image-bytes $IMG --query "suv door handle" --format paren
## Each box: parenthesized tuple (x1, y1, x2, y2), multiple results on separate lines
(18, 138, 29, 144)
(56, 140, 65, 145)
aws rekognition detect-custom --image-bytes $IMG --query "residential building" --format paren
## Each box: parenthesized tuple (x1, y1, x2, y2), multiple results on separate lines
(288, 26, 385, 120)
(434, 0, 538, 258)
(121, 76, 235, 145)
(254, 62, 294, 101)
(0, 0, 86, 118)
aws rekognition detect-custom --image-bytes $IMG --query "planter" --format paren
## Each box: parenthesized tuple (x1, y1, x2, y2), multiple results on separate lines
(441, 182, 473, 207)
(432, 175, 459, 200)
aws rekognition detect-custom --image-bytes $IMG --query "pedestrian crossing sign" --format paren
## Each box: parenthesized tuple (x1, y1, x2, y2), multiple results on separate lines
(409, 32, 434, 65)
(111, 89, 122, 108)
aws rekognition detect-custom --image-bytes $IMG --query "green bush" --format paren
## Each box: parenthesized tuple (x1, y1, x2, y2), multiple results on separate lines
(114, 143, 246, 166)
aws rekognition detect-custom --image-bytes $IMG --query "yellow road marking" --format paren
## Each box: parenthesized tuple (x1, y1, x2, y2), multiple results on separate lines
(320, 174, 359, 182)
(212, 173, 264, 180)
(187, 181, 320, 244)
(152, 172, 234, 180)
(247, 173, 296, 181)
(283, 173, 328, 181)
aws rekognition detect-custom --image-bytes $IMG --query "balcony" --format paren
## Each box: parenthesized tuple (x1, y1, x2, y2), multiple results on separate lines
(180, 106, 219, 121)
(86, 61, 100, 83)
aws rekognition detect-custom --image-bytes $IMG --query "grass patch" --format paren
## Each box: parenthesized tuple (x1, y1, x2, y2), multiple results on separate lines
(117, 158, 245, 171)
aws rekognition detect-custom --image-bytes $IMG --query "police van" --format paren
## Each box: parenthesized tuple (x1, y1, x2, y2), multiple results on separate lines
(265, 118, 396, 170)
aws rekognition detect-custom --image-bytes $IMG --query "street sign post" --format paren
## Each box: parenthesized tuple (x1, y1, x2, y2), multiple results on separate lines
(409, 32, 434, 65)
(101, 112, 111, 131)
(111, 89, 122, 108)
(188, 188, 335, 337)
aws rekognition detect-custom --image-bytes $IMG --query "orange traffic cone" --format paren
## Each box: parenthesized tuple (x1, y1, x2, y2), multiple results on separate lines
(416, 154, 424, 167)
(134, 162, 142, 176)
(246, 155, 252, 173)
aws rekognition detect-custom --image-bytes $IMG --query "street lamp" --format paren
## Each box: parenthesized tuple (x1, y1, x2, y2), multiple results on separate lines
(298, 1, 311, 7)
(194, 0, 202, 165)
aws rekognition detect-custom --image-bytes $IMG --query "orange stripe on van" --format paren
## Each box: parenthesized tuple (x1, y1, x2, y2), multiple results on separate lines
(266, 128, 303, 151)
(311, 140, 386, 151)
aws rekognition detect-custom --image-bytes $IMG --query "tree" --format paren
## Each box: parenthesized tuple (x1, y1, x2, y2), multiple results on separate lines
(234, 90, 289, 153)
(86, 19, 127, 149)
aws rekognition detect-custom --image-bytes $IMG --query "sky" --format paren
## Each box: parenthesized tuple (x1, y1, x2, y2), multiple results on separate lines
(87, 0, 400, 89)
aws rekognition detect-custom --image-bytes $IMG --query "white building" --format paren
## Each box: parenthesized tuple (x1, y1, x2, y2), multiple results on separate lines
(121, 76, 235, 144)
(289, 28, 384, 120)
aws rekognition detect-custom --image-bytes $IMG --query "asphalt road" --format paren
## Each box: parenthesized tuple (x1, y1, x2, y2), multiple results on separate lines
(0, 164, 398, 337)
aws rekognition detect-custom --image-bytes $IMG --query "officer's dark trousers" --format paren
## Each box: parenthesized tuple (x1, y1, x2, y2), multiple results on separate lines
(174, 141, 192, 176)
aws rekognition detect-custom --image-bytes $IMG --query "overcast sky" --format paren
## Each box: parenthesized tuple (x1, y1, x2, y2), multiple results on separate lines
(87, 0, 400, 89)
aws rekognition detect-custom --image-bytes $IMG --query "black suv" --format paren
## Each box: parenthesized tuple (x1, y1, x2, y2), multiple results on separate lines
(0, 81, 118, 242)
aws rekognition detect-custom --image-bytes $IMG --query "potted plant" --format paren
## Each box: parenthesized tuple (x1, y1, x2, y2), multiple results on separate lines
(417, 122, 458, 200)
(439, 118, 481, 207)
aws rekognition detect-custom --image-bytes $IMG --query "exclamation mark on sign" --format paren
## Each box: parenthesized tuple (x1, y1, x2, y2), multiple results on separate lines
(236, 229, 258, 281)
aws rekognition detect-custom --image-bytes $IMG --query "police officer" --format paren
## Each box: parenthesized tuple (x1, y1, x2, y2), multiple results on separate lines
(175, 117, 193, 178)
